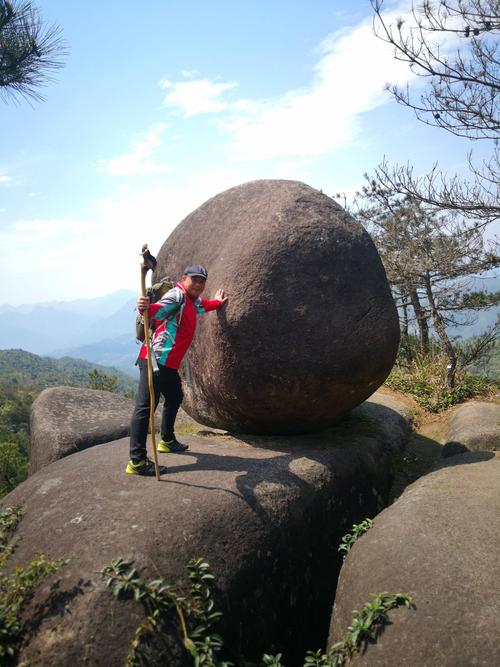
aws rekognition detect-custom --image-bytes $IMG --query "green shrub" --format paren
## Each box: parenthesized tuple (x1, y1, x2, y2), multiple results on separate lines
(0, 443, 28, 497)
(386, 349, 496, 412)
(102, 557, 230, 667)
(88, 369, 118, 393)
(103, 557, 413, 667)
(0, 507, 67, 662)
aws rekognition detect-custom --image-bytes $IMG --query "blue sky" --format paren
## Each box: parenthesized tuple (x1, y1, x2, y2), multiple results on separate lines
(0, 0, 495, 304)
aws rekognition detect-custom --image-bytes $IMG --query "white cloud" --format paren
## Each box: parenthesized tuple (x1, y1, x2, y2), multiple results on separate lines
(0, 166, 257, 302)
(0, 218, 101, 284)
(97, 123, 170, 176)
(272, 159, 313, 180)
(221, 12, 420, 160)
(181, 69, 199, 79)
(160, 78, 238, 117)
(158, 4, 425, 162)
(0, 175, 12, 185)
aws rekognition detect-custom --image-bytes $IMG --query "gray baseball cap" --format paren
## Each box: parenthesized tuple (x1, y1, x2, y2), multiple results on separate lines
(184, 264, 208, 279)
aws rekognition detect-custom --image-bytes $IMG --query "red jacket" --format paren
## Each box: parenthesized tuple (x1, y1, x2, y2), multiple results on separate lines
(138, 282, 222, 369)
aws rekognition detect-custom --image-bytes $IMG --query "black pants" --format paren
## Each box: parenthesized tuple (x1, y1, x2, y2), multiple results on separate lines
(129, 359, 183, 461)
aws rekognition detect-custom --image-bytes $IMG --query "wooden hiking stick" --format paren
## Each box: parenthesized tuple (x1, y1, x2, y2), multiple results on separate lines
(140, 243, 161, 481)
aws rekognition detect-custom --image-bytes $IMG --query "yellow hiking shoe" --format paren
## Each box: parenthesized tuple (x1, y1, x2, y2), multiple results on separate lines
(157, 438, 189, 453)
(125, 458, 167, 476)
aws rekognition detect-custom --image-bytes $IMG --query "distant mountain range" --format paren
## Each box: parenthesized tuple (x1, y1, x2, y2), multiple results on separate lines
(0, 283, 498, 378)
(51, 334, 141, 377)
(0, 290, 139, 376)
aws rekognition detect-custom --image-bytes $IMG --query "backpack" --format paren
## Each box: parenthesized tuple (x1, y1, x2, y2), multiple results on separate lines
(135, 277, 174, 342)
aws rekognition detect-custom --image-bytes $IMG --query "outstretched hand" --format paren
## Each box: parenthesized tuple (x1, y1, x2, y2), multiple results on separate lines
(215, 288, 228, 304)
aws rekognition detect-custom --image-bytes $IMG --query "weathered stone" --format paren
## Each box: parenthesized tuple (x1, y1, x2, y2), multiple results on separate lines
(6, 394, 410, 667)
(29, 387, 205, 474)
(153, 179, 399, 434)
(329, 451, 500, 666)
(442, 400, 499, 458)
(29, 387, 134, 474)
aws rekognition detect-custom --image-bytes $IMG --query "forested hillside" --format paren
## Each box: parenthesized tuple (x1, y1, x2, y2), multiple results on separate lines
(0, 349, 137, 498)
(0, 349, 137, 394)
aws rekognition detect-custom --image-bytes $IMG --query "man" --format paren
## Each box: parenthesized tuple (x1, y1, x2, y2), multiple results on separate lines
(126, 264, 227, 476)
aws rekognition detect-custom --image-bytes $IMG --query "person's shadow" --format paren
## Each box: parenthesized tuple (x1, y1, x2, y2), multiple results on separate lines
(161, 407, 404, 521)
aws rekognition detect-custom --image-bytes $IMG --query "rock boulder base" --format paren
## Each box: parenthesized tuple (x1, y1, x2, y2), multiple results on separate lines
(153, 179, 399, 434)
(29, 387, 135, 474)
(30, 387, 205, 474)
(7, 392, 411, 667)
(329, 451, 500, 666)
(442, 400, 499, 458)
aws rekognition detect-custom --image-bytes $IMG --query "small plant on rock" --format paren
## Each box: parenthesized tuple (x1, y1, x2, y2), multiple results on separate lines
(302, 592, 414, 666)
(0, 506, 68, 662)
(103, 556, 413, 667)
(338, 519, 373, 559)
(102, 556, 232, 667)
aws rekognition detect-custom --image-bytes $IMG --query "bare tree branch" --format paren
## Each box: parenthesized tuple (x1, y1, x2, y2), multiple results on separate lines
(372, 0, 499, 139)
(370, 0, 499, 224)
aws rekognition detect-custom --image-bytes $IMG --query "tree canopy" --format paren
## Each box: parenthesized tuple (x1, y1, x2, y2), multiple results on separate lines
(371, 0, 499, 223)
(0, 0, 66, 102)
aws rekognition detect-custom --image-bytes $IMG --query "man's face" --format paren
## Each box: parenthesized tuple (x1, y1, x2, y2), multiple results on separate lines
(181, 274, 206, 298)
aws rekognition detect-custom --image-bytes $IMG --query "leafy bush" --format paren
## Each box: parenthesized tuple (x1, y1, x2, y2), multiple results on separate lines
(0, 386, 31, 498)
(386, 348, 496, 412)
(102, 557, 230, 667)
(88, 369, 118, 393)
(0, 444, 28, 497)
(103, 557, 413, 667)
(0, 507, 67, 662)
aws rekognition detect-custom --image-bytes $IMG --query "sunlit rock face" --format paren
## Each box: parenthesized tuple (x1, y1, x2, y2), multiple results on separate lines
(329, 451, 500, 667)
(29, 386, 134, 474)
(154, 179, 399, 434)
(8, 391, 411, 667)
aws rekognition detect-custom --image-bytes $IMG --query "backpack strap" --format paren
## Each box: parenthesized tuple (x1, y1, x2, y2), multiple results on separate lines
(174, 286, 186, 323)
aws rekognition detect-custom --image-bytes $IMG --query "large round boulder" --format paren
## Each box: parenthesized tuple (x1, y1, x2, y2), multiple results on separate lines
(153, 179, 399, 434)
(329, 451, 500, 666)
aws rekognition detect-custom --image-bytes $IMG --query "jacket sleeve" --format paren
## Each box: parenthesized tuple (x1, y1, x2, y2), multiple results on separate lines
(146, 289, 181, 324)
(197, 299, 222, 314)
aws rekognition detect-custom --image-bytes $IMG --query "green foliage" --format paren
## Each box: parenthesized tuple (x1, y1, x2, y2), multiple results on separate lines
(386, 347, 497, 412)
(457, 334, 500, 381)
(102, 557, 232, 667)
(0, 349, 137, 395)
(0, 385, 31, 499)
(304, 592, 414, 667)
(0, 0, 67, 103)
(0, 506, 67, 662)
(261, 655, 283, 667)
(88, 369, 118, 393)
(103, 557, 413, 667)
(0, 444, 28, 496)
(0, 349, 138, 498)
(0, 506, 21, 543)
(338, 519, 373, 558)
